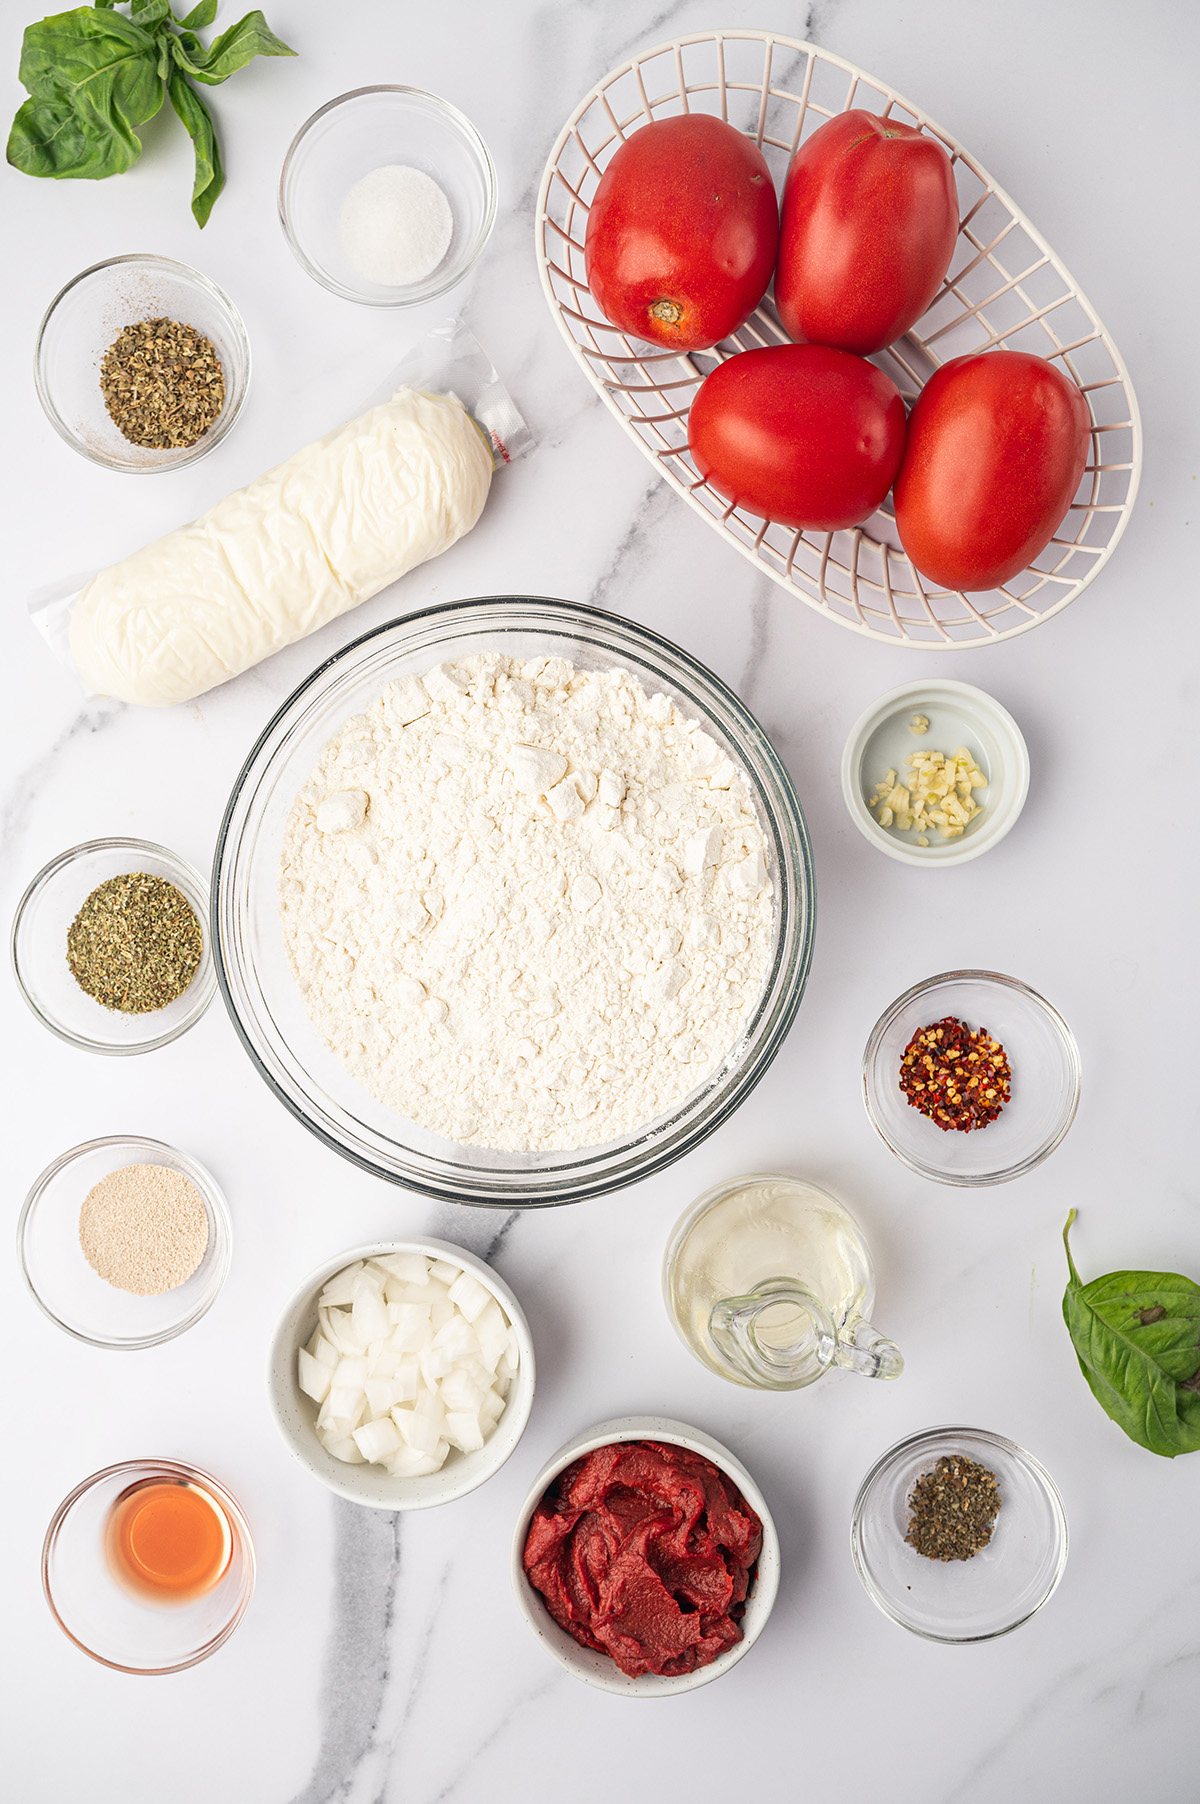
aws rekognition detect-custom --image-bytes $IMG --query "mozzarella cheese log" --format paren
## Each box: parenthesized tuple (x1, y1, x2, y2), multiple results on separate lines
(69, 388, 493, 707)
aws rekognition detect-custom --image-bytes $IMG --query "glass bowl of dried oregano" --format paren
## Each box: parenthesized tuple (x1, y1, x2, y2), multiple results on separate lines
(34, 254, 250, 473)
(850, 1425, 1068, 1642)
(11, 837, 216, 1054)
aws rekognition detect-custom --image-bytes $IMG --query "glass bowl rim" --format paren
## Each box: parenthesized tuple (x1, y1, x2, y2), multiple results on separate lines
(849, 1422, 1069, 1643)
(861, 967, 1081, 1186)
(33, 252, 251, 473)
(18, 1133, 233, 1349)
(277, 83, 499, 308)
(211, 594, 815, 1206)
(10, 836, 217, 1054)
(42, 1456, 255, 1673)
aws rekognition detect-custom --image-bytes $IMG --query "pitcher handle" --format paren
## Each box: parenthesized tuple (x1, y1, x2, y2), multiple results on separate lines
(831, 1314, 904, 1380)
(709, 1281, 903, 1388)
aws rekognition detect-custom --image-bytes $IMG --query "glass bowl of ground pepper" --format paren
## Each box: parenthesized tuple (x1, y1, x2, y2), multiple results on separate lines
(851, 1426, 1068, 1642)
(34, 254, 249, 473)
(19, 1135, 232, 1350)
(11, 838, 215, 1054)
(862, 970, 1081, 1186)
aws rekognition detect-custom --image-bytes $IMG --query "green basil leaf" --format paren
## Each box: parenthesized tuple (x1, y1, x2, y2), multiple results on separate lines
(8, 1, 292, 218)
(169, 8, 295, 84)
(1062, 1210, 1200, 1458)
(73, 6, 155, 50)
(166, 28, 207, 74)
(129, 0, 174, 26)
(166, 63, 222, 225)
(7, 8, 162, 181)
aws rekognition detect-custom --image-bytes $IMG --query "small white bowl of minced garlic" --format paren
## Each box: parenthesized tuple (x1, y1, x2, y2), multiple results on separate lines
(840, 680, 1030, 868)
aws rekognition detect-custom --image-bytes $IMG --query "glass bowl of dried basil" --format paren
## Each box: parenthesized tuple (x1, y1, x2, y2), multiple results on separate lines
(11, 838, 215, 1054)
(34, 254, 250, 473)
(862, 970, 1081, 1186)
(851, 1425, 1068, 1642)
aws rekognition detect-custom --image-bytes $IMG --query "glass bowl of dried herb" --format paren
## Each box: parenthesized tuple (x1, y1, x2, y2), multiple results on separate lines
(851, 1425, 1068, 1642)
(11, 838, 215, 1054)
(34, 255, 250, 473)
(862, 970, 1081, 1186)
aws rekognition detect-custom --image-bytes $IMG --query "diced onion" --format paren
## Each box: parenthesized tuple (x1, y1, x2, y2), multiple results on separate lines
(298, 1348, 332, 1403)
(302, 1251, 519, 1477)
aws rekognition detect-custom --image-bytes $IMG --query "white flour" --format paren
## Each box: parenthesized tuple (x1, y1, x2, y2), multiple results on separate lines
(279, 653, 773, 1153)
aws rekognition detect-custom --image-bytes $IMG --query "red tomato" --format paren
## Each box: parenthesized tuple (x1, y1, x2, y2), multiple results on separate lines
(775, 110, 959, 356)
(687, 344, 906, 532)
(893, 351, 1092, 591)
(584, 114, 778, 352)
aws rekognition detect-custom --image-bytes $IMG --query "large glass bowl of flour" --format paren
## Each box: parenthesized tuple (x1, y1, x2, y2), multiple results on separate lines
(213, 599, 814, 1205)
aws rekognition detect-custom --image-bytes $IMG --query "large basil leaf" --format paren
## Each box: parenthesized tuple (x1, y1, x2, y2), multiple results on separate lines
(166, 63, 222, 226)
(1062, 1210, 1200, 1458)
(167, 9, 294, 84)
(8, 0, 294, 221)
(7, 7, 162, 180)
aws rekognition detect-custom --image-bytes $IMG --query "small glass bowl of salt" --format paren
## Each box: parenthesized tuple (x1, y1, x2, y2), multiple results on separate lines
(279, 85, 497, 306)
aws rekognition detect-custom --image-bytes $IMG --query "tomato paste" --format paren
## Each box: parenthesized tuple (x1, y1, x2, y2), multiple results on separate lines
(521, 1439, 763, 1678)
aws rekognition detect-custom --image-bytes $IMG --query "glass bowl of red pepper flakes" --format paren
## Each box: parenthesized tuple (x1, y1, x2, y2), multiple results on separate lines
(862, 971, 1080, 1185)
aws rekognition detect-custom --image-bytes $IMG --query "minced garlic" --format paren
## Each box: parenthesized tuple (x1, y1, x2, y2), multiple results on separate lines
(868, 747, 987, 841)
(910, 713, 930, 735)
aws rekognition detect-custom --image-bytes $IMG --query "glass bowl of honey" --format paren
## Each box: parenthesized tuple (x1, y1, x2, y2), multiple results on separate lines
(42, 1458, 254, 1672)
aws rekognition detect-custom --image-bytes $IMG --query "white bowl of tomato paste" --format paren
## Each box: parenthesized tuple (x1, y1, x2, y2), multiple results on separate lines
(510, 1416, 780, 1695)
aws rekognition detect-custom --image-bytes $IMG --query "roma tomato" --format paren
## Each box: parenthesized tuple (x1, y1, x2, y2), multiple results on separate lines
(687, 344, 906, 532)
(893, 351, 1091, 591)
(584, 114, 778, 352)
(775, 110, 958, 356)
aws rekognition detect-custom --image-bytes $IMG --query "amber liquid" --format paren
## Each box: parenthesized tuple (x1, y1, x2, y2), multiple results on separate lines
(106, 1478, 232, 1604)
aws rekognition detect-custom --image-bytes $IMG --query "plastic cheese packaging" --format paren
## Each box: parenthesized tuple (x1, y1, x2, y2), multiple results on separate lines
(31, 321, 531, 708)
(71, 389, 491, 707)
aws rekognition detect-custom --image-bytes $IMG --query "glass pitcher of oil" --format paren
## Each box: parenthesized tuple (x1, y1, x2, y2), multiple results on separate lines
(663, 1174, 903, 1391)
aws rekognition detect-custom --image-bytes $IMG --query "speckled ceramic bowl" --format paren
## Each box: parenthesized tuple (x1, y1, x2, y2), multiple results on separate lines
(267, 1237, 534, 1509)
(841, 680, 1030, 867)
(510, 1415, 780, 1696)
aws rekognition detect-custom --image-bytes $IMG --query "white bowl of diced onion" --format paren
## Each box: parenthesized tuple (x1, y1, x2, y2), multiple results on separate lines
(267, 1238, 535, 1509)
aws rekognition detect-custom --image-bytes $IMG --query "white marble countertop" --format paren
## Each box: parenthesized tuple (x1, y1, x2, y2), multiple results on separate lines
(4, 0, 1199, 1797)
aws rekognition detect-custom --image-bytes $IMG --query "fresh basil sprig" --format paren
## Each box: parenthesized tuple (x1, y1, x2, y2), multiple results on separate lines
(1062, 1209, 1200, 1458)
(7, 0, 295, 226)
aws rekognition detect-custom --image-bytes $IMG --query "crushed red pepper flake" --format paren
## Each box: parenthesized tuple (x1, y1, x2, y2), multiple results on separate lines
(899, 1014, 1011, 1133)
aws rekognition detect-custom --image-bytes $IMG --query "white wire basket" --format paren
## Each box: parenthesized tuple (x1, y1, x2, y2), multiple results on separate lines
(536, 31, 1141, 648)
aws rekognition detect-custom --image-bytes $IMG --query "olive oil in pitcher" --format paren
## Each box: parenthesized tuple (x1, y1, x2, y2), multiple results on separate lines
(663, 1174, 903, 1391)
